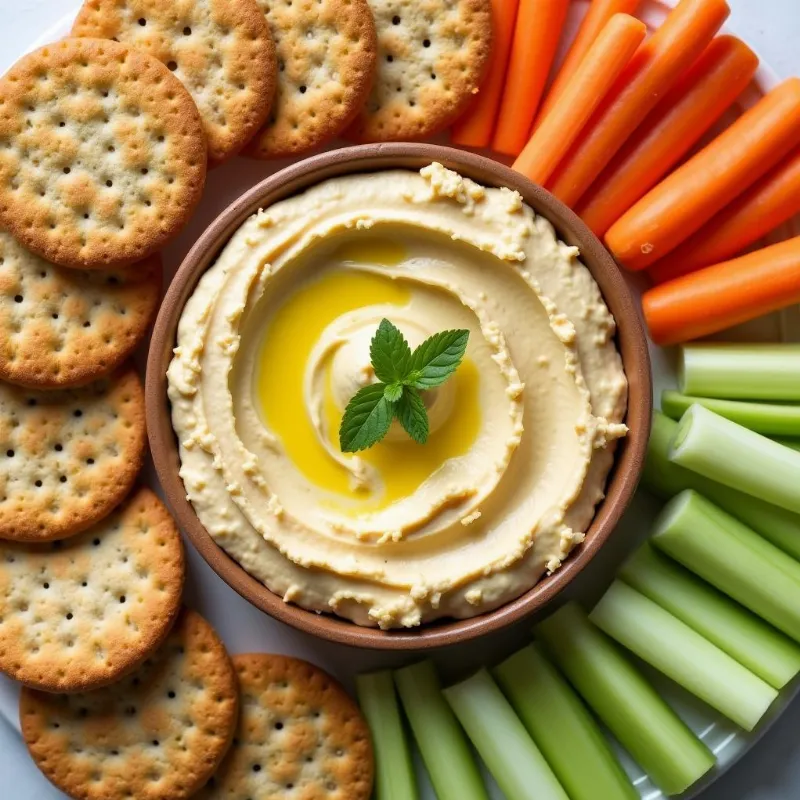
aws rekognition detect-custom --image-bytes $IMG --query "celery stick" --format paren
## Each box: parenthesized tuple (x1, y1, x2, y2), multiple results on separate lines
(680, 343, 800, 400)
(651, 491, 800, 643)
(536, 603, 714, 796)
(356, 670, 418, 800)
(621, 543, 800, 689)
(443, 669, 568, 800)
(494, 645, 637, 800)
(662, 390, 800, 436)
(643, 412, 800, 560)
(774, 437, 800, 452)
(590, 580, 778, 730)
(670, 404, 800, 514)
(699, 498, 800, 585)
(394, 661, 487, 800)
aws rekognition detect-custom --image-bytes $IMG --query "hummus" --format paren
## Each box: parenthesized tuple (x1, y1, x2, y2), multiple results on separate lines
(167, 164, 628, 629)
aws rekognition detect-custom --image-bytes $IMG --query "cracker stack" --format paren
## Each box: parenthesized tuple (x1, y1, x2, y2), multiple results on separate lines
(348, 0, 493, 141)
(21, 609, 239, 800)
(0, 38, 207, 270)
(199, 654, 374, 800)
(72, 0, 278, 166)
(244, 0, 377, 158)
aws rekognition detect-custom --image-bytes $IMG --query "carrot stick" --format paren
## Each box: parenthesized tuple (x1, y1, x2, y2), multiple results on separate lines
(491, 0, 570, 156)
(577, 36, 758, 236)
(547, 0, 729, 208)
(606, 78, 800, 271)
(649, 146, 800, 282)
(535, 0, 641, 126)
(513, 15, 646, 186)
(642, 237, 800, 346)
(451, 0, 520, 148)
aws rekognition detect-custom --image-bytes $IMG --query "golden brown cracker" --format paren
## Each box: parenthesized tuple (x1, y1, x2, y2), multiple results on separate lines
(0, 487, 184, 692)
(243, 0, 377, 158)
(0, 366, 146, 542)
(0, 38, 207, 269)
(198, 654, 373, 800)
(0, 230, 161, 388)
(349, 0, 492, 140)
(72, 0, 277, 166)
(21, 608, 238, 800)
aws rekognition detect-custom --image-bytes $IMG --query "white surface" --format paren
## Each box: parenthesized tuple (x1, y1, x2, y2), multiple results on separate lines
(2, 1, 800, 798)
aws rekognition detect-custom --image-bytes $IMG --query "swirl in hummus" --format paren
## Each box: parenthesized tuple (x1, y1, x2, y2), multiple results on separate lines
(167, 164, 628, 629)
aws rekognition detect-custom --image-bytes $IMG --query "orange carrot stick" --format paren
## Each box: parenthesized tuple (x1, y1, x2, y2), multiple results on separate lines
(513, 14, 646, 186)
(451, 0, 520, 148)
(649, 146, 800, 282)
(606, 78, 800, 271)
(642, 237, 800, 345)
(491, 0, 570, 156)
(577, 35, 758, 236)
(547, 0, 729, 208)
(536, 0, 641, 126)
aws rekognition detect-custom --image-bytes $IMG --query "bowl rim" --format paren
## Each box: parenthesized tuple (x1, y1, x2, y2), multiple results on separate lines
(146, 142, 652, 650)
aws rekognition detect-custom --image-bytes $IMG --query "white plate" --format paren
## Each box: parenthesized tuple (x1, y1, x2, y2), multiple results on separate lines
(2, 3, 799, 799)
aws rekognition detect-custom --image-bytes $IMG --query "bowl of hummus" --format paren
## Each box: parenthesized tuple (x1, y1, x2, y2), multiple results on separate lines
(147, 143, 651, 649)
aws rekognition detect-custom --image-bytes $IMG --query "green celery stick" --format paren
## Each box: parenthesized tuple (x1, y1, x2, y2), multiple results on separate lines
(356, 670, 418, 800)
(621, 543, 800, 689)
(642, 412, 800, 560)
(662, 390, 800, 436)
(651, 491, 800, 644)
(443, 669, 568, 800)
(536, 602, 714, 796)
(394, 661, 487, 800)
(494, 644, 637, 800)
(590, 580, 778, 731)
(670, 404, 800, 514)
(680, 343, 800, 400)
(774, 437, 800, 452)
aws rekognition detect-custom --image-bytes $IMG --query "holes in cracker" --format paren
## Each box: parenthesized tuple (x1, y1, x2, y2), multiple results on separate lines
(423, 39, 431, 47)
(167, 61, 178, 72)
(392, 14, 401, 24)
(183, 26, 191, 36)
(138, 17, 146, 26)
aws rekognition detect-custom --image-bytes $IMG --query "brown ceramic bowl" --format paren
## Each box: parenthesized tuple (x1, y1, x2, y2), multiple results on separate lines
(147, 143, 652, 650)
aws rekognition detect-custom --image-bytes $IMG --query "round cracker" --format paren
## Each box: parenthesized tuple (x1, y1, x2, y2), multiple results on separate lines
(348, 0, 492, 141)
(198, 654, 373, 800)
(0, 229, 162, 389)
(0, 38, 207, 269)
(0, 366, 146, 542)
(72, 0, 277, 166)
(0, 487, 184, 692)
(21, 608, 238, 800)
(243, 0, 377, 158)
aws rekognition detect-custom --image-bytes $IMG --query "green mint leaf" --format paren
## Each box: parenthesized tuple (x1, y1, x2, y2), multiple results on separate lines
(406, 329, 469, 389)
(370, 319, 412, 384)
(384, 382, 404, 403)
(339, 383, 393, 452)
(394, 387, 429, 444)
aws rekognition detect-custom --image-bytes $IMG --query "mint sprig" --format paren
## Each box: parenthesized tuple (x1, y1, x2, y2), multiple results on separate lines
(338, 319, 469, 452)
